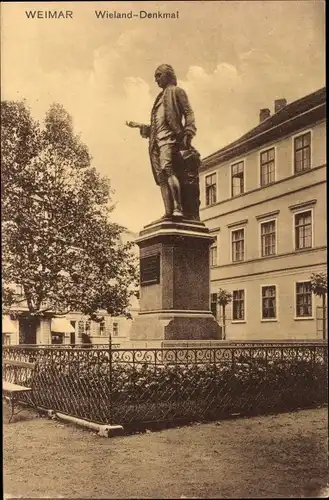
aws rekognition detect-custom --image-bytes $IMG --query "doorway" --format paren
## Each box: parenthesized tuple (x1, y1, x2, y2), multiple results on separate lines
(19, 317, 39, 345)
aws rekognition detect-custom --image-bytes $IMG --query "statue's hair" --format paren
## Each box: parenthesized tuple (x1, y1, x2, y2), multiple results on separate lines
(156, 64, 177, 86)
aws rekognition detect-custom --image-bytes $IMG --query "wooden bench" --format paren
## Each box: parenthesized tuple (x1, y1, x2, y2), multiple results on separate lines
(2, 359, 36, 423)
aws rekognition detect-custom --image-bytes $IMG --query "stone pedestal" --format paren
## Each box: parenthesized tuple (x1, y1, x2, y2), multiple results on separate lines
(130, 218, 222, 342)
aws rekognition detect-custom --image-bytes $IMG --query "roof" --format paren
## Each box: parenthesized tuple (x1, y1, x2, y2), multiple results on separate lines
(201, 87, 326, 170)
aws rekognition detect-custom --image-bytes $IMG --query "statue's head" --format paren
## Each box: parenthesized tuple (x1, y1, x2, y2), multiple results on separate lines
(154, 64, 177, 88)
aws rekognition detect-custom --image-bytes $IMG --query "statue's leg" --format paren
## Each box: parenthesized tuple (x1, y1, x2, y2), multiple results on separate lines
(159, 144, 183, 217)
(159, 182, 174, 217)
(167, 174, 183, 216)
(152, 145, 173, 218)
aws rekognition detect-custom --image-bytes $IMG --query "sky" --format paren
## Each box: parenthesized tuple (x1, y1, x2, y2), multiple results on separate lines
(1, 1, 325, 232)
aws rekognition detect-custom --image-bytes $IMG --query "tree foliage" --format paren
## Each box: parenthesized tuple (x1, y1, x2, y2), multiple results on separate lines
(216, 288, 232, 340)
(217, 288, 232, 307)
(310, 272, 327, 339)
(310, 272, 327, 298)
(2, 100, 138, 318)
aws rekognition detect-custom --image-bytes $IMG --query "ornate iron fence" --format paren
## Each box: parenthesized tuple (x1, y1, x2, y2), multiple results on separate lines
(2, 343, 327, 428)
(2, 344, 120, 362)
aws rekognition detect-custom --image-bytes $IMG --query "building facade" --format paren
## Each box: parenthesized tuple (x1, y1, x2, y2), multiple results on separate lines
(200, 88, 326, 340)
(2, 289, 139, 347)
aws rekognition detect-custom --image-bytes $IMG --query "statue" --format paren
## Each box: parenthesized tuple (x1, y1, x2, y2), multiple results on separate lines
(126, 64, 201, 221)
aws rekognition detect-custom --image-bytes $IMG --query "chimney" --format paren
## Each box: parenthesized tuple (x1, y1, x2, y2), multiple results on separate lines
(274, 98, 287, 113)
(259, 108, 271, 123)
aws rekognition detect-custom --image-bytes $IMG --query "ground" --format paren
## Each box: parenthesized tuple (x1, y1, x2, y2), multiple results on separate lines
(3, 405, 328, 499)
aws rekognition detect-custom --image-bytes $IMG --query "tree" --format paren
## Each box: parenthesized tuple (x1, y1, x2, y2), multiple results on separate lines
(2, 100, 139, 320)
(217, 288, 232, 340)
(310, 272, 327, 340)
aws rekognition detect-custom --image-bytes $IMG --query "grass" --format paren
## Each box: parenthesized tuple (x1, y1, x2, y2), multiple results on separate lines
(3, 404, 328, 499)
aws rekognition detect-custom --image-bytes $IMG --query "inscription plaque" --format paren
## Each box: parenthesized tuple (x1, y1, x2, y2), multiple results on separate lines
(140, 254, 160, 286)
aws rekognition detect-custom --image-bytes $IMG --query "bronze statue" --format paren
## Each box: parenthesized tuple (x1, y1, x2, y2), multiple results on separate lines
(126, 64, 201, 221)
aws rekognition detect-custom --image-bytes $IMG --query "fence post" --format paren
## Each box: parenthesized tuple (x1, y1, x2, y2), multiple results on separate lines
(97, 349, 100, 423)
(109, 334, 112, 426)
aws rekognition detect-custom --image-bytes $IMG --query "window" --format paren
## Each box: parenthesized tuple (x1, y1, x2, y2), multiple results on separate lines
(14, 284, 23, 296)
(260, 148, 275, 186)
(205, 173, 217, 206)
(51, 333, 64, 345)
(112, 322, 119, 337)
(294, 132, 311, 173)
(231, 161, 244, 197)
(232, 290, 245, 321)
(85, 320, 91, 334)
(231, 229, 244, 262)
(100, 320, 106, 336)
(262, 286, 277, 319)
(210, 293, 218, 318)
(296, 282, 312, 318)
(210, 237, 217, 267)
(261, 220, 276, 257)
(3, 334, 11, 346)
(294, 210, 312, 249)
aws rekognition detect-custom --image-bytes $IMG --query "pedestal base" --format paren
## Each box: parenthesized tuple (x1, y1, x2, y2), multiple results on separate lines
(130, 311, 222, 342)
(130, 218, 222, 343)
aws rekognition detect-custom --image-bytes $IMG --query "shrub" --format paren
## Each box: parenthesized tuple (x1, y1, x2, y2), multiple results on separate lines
(31, 353, 327, 420)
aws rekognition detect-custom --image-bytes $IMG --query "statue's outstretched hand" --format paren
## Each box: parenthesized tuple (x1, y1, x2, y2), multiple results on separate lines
(140, 125, 150, 139)
(125, 121, 150, 139)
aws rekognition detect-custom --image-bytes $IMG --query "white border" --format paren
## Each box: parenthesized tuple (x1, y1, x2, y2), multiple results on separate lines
(260, 284, 279, 322)
(292, 207, 314, 251)
(291, 128, 313, 175)
(230, 158, 246, 198)
(231, 288, 246, 323)
(259, 218, 278, 258)
(294, 280, 314, 320)
(258, 145, 277, 187)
